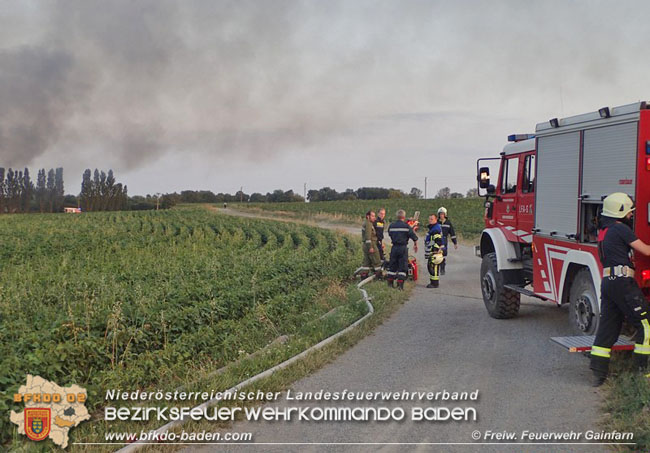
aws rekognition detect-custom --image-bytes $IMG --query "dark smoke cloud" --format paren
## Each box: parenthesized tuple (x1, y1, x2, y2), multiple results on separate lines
(0, 47, 81, 166)
(1, 0, 649, 177)
(1, 0, 363, 168)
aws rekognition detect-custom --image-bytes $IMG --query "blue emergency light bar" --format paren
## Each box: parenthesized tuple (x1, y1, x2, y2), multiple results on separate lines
(507, 134, 535, 142)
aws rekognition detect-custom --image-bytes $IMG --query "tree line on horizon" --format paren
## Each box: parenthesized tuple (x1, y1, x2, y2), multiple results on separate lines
(79, 169, 128, 211)
(150, 185, 479, 207)
(0, 167, 65, 214)
(306, 186, 477, 202)
(0, 167, 129, 214)
(0, 165, 480, 214)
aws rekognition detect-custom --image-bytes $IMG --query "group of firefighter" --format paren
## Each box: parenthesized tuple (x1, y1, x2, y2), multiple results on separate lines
(359, 193, 650, 385)
(360, 207, 457, 290)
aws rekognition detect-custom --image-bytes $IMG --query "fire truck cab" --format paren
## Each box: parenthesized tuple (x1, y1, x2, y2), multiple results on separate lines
(476, 102, 650, 335)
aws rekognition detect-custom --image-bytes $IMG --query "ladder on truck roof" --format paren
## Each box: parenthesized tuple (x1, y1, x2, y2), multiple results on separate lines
(551, 335, 634, 353)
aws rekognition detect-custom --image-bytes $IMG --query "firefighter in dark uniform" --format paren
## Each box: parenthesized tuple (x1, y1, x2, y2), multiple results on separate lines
(374, 208, 387, 265)
(425, 214, 444, 288)
(387, 209, 418, 289)
(590, 192, 650, 386)
(437, 207, 458, 275)
(360, 210, 382, 279)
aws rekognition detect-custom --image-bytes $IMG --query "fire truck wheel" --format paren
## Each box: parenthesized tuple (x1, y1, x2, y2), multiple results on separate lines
(480, 252, 520, 319)
(568, 269, 599, 335)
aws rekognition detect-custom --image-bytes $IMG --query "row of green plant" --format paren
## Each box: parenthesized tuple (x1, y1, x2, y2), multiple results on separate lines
(236, 197, 485, 238)
(1, 207, 361, 447)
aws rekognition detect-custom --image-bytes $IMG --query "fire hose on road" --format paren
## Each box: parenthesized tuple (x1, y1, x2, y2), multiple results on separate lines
(116, 275, 376, 452)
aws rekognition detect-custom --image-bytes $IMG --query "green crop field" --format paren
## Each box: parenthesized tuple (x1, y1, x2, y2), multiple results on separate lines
(237, 197, 485, 239)
(0, 207, 364, 447)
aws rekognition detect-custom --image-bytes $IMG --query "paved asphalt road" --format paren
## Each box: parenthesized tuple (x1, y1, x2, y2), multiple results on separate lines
(185, 211, 611, 453)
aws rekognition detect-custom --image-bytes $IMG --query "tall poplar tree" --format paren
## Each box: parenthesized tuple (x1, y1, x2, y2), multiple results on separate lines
(46, 169, 55, 212)
(36, 169, 46, 212)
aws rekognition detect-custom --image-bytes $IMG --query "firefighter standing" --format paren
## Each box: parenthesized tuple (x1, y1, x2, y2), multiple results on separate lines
(590, 192, 650, 386)
(360, 210, 382, 279)
(425, 214, 444, 288)
(387, 209, 418, 290)
(374, 208, 387, 265)
(437, 207, 458, 275)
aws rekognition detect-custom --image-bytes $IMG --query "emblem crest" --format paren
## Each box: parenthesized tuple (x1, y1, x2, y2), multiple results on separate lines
(24, 408, 51, 442)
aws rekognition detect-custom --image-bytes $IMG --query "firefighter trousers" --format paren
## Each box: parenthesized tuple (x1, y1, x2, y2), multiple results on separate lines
(377, 240, 385, 263)
(362, 242, 382, 273)
(427, 255, 440, 287)
(387, 244, 408, 282)
(590, 276, 650, 377)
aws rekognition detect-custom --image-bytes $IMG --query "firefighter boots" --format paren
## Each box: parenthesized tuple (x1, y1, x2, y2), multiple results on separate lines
(426, 281, 439, 289)
(590, 356, 609, 387)
(591, 374, 607, 387)
(387, 279, 394, 288)
(397, 281, 404, 290)
(634, 354, 649, 373)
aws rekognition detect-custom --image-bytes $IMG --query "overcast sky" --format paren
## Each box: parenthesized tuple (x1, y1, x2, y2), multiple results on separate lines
(1, 0, 649, 196)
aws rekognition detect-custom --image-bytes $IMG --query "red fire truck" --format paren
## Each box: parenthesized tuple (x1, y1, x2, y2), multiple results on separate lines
(476, 102, 650, 335)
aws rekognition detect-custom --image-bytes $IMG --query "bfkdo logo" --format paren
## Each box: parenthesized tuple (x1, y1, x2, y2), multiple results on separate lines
(25, 408, 51, 441)
(10, 375, 91, 449)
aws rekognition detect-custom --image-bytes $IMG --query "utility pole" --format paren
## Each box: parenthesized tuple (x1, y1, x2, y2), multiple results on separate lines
(304, 182, 307, 202)
(240, 186, 243, 203)
(424, 177, 427, 199)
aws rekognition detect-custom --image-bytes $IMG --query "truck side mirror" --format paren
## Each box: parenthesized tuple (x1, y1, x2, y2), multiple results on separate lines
(487, 184, 496, 195)
(479, 167, 490, 189)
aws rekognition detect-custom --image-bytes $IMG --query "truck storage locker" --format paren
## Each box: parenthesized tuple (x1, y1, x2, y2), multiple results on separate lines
(535, 131, 581, 237)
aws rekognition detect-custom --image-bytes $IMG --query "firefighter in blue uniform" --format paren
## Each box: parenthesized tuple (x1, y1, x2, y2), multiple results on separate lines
(437, 207, 458, 275)
(425, 214, 444, 288)
(374, 208, 387, 266)
(387, 209, 418, 290)
(590, 193, 650, 386)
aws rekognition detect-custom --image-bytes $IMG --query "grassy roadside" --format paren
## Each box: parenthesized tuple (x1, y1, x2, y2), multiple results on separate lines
(158, 279, 414, 452)
(55, 280, 413, 453)
(601, 354, 650, 451)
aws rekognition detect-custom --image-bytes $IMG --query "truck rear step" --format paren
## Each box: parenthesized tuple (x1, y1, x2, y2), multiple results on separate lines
(551, 335, 634, 353)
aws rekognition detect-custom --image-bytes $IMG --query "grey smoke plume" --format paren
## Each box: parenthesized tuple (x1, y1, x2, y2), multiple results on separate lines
(0, 47, 79, 166)
(1, 0, 649, 176)
(1, 0, 359, 168)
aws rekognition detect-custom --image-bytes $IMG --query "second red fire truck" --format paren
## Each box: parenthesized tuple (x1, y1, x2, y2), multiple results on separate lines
(476, 102, 650, 334)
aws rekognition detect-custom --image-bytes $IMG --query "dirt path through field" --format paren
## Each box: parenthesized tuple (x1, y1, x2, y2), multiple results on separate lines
(209, 206, 360, 236)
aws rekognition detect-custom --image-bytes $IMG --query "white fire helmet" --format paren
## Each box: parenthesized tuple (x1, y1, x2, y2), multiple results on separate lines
(430, 252, 444, 265)
(602, 192, 635, 219)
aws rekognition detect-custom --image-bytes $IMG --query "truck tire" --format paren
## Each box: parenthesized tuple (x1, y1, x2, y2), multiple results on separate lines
(480, 252, 520, 319)
(568, 269, 599, 335)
